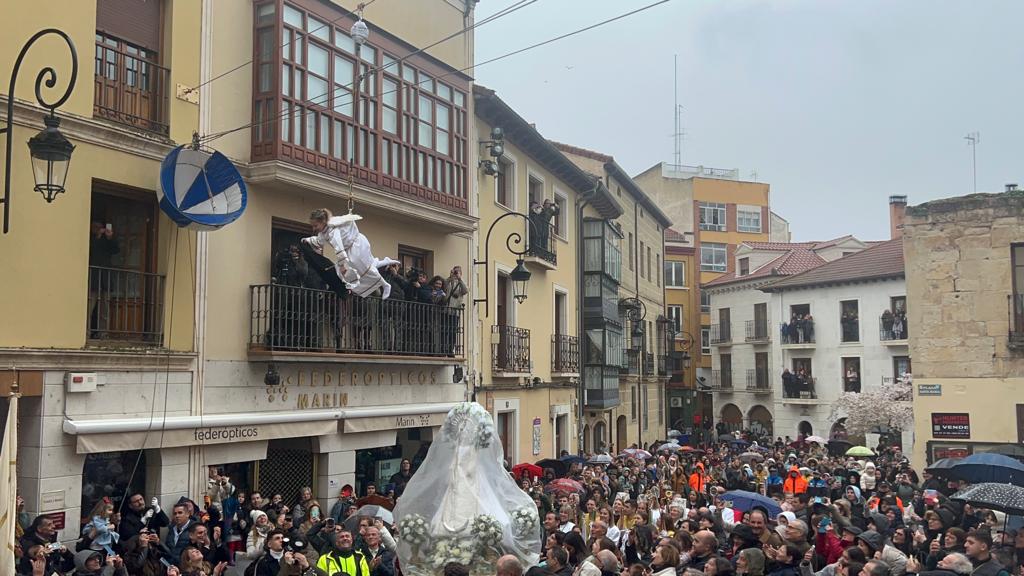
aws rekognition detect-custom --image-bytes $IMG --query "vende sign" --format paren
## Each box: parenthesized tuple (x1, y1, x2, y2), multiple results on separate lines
(932, 413, 970, 439)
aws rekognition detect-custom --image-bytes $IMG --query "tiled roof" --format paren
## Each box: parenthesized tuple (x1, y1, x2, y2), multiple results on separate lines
(762, 238, 904, 291)
(549, 141, 613, 163)
(665, 228, 689, 242)
(704, 248, 826, 288)
(741, 235, 856, 251)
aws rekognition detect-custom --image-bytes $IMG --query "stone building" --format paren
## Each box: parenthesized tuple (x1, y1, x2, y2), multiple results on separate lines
(904, 187, 1024, 467)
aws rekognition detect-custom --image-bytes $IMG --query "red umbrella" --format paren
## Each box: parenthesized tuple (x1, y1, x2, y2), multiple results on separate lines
(543, 478, 586, 497)
(512, 462, 543, 480)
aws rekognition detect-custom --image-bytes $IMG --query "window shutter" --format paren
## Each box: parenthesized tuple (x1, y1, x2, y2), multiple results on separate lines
(97, 0, 163, 52)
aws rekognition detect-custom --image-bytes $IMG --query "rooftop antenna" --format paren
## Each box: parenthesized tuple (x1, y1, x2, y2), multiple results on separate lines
(965, 132, 980, 193)
(672, 54, 684, 166)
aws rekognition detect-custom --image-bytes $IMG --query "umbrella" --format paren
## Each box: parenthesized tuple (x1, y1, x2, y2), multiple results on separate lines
(719, 434, 736, 442)
(951, 483, 1024, 516)
(536, 458, 569, 477)
(949, 453, 1024, 486)
(512, 462, 543, 480)
(680, 445, 698, 453)
(544, 478, 586, 497)
(620, 448, 652, 460)
(739, 452, 765, 463)
(730, 438, 750, 447)
(805, 435, 828, 445)
(344, 504, 394, 531)
(355, 494, 394, 510)
(984, 445, 1024, 459)
(559, 454, 587, 465)
(721, 490, 783, 517)
(667, 430, 682, 438)
(925, 457, 963, 477)
(846, 446, 875, 457)
(589, 454, 613, 465)
(658, 443, 683, 452)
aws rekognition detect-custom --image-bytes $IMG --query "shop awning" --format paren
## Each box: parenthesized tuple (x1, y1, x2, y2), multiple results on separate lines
(63, 402, 458, 454)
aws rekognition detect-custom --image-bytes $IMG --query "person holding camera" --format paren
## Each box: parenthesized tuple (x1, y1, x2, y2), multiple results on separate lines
(19, 516, 74, 576)
(119, 494, 169, 542)
(205, 467, 234, 515)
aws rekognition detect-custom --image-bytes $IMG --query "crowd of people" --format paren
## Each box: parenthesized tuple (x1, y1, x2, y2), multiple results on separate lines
(780, 316, 815, 345)
(12, 435, 1019, 576)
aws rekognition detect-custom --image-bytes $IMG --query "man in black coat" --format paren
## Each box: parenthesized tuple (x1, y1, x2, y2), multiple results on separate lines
(119, 494, 169, 542)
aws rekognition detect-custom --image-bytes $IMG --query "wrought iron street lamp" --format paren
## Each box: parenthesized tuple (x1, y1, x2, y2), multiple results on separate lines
(1, 28, 79, 234)
(473, 211, 537, 315)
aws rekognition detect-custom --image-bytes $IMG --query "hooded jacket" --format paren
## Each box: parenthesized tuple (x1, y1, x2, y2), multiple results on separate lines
(783, 466, 808, 494)
(74, 550, 127, 576)
(857, 530, 907, 576)
(690, 462, 709, 494)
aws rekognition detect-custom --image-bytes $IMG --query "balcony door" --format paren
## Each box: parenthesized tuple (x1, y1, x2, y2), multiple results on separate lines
(755, 352, 768, 389)
(754, 302, 767, 338)
(496, 274, 510, 369)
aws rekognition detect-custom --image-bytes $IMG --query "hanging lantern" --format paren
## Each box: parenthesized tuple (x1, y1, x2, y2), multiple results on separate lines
(510, 258, 531, 304)
(27, 114, 74, 203)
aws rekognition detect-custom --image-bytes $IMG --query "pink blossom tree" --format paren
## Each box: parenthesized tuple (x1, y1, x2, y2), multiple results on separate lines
(829, 376, 913, 437)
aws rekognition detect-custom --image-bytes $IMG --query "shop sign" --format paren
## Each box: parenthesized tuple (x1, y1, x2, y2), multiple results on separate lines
(532, 417, 542, 455)
(932, 445, 971, 460)
(343, 412, 446, 434)
(42, 511, 65, 530)
(918, 384, 942, 396)
(932, 413, 970, 439)
(266, 366, 448, 410)
(75, 420, 336, 454)
(40, 491, 65, 512)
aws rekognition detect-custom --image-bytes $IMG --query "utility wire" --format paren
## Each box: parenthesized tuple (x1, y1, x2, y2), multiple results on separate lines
(203, 0, 670, 143)
(186, 0, 382, 95)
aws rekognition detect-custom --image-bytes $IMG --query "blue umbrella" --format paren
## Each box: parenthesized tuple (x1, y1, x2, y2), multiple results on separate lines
(949, 453, 1024, 486)
(721, 490, 783, 517)
(559, 454, 587, 465)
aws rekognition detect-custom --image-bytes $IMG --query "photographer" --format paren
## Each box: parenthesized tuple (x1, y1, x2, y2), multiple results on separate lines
(246, 529, 314, 576)
(205, 467, 234, 514)
(122, 529, 172, 576)
(120, 494, 169, 542)
(19, 516, 74, 576)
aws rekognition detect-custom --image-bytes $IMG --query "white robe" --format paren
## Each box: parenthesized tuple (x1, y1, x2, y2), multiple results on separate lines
(303, 216, 390, 299)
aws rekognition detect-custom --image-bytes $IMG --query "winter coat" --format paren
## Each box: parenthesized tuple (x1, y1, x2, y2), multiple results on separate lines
(783, 466, 808, 494)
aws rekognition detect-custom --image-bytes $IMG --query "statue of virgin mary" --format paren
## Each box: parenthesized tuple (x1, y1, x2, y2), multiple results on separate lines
(393, 403, 540, 576)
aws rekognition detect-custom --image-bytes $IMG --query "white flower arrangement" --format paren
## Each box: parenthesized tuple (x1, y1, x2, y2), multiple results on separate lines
(429, 537, 475, 568)
(510, 506, 537, 537)
(471, 515, 504, 548)
(398, 514, 430, 546)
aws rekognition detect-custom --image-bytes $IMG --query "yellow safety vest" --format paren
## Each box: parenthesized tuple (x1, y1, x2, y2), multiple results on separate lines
(316, 550, 369, 576)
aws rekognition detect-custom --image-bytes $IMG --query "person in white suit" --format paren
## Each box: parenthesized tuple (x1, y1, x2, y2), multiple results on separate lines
(303, 208, 391, 299)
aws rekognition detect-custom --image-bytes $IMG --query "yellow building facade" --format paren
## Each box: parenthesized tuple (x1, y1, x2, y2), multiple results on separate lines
(1, 0, 201, 542)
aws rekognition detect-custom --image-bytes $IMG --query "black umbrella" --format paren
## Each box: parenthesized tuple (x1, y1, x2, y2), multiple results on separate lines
(984, 445, 1024, 459)
(925, 457, 963, 477)
(951, 483, 1024, 516)
(535, 458, 568, 477)
(949, 453, 1024, 486)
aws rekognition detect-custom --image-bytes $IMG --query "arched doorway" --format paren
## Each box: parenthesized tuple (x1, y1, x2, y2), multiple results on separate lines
(748, 405, 773, 437)
(829, 418, 848, 440)
(798, 420, 813, 437)
(616, 415, 628, 455)
(720, 404, 743, 433)
(594, 420, 607, 453)
(583, 424, 591, 454)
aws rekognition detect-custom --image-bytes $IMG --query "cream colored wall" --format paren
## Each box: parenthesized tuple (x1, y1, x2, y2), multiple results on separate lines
(634, 168, 694, 236)
(204, 184, 470, 360)
(693, 178, 770, 207)
(0, 0, 200, 351)
(911, 378, 1024, 469)
(474, 118, 579, 383)
(484, 387, 576, 462)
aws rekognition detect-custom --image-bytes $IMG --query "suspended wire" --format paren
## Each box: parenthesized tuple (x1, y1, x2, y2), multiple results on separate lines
(186, 0, 382, 95)
(194, 0, 540, 142)
(202, 0, 670, 144)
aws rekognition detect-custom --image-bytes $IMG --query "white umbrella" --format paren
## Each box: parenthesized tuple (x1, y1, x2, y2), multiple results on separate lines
(588, 454, 613, 465)
(805, 435, 828, 445)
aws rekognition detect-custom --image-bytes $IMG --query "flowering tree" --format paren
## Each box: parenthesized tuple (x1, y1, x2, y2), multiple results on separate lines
(829, 376, 914, 437)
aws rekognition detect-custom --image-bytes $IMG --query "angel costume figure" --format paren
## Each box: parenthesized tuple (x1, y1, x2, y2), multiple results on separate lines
(393, 403, 540, 576)
(303, 208, 391, 299)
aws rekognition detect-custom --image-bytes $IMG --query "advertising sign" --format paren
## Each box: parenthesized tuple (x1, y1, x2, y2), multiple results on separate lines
(932, 413, 970, 439)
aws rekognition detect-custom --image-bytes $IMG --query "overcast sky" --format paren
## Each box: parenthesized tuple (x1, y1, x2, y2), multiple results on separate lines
(472, 0, 1024, 241)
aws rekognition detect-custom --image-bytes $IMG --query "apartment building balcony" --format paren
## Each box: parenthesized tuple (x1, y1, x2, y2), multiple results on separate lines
(710, 323, 732, 346)
(87, 266, 166, 346)
(621, 351, 640, 376)
(780, 330, 815, 349)
(710, 369, 733, 391)
(745, 320, 770, 344)
(525, 223, 557, 269)
(551, 334, 579, 376)
(657, 354, 667, 376)
(746, 368, 770, 393)
(879, 313, 908, 344)
(248, 284, 464, 363)
(93, 34, 170, 136)
(643, 352, 655, 375)
(781, 376, 818, 403)
(493, 325, 531, 375)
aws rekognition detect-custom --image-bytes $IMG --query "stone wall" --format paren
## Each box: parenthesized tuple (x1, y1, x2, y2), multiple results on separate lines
(904, 193, 1024, 379)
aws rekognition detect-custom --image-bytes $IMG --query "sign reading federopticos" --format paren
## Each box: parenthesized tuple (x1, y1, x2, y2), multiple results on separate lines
(75, 420, 337, 454)
(932, 413, 970, 439)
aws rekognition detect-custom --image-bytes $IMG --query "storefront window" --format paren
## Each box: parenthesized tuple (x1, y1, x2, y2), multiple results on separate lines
(81, 451, 145, 527)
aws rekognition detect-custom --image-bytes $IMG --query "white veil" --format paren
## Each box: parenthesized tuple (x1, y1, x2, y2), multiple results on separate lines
(393, 403, 540, 576)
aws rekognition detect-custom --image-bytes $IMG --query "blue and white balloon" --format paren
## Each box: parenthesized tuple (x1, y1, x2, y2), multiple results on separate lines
(158, 146, 247, 230)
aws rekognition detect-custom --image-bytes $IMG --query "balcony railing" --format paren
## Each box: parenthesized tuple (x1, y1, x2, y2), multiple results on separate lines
(782, 375, 817, 399)
(1010, 295, 1024, 349)
(527, 223, 558, 265)
(94, 36, 170, 135)
(621, 351, 640, 375)
(781, 323, 815, 345)
(711, 369, 733, 390)
(249, 284, 463, 357)
(87, 266, 165, 345)
(879, 312, 909, 341)
(710, 323, 731, 344)
(745, 320, 770, 342)
(746, 368, 770, 392)
(643, 352, 655, 374)
(551, 334, 579, 374)
(657, 354, 667, 376)
(493, 325, 530, 373)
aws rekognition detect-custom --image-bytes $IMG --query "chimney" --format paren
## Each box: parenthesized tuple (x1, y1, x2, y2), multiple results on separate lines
(889, 195, 907, 240)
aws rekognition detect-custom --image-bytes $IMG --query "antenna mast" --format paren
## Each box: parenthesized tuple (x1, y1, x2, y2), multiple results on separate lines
(673, 54, 682, 166)
(964, 132, 980, 193)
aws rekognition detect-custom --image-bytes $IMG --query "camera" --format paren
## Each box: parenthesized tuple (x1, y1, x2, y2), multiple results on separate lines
(283, 538, 306, 553)
(325, 518, 336, 531)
